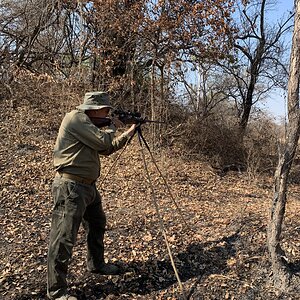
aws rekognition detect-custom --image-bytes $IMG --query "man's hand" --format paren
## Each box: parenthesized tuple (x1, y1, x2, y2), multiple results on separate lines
(113, 116, 137, 138)
(126, 124, 137, 137)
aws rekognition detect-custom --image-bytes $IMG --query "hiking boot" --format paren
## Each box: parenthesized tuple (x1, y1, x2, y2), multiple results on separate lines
(55, 295, 77, 300)
(89, 262, 120, 275)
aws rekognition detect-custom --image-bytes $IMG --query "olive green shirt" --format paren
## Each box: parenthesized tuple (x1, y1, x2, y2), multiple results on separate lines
(53, 109, 130, 180)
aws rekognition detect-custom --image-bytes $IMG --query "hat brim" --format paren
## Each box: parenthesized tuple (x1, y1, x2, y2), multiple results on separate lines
(76, 104, 113, 111)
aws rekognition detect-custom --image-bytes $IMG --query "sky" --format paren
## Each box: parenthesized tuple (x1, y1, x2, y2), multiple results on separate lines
(260, 0, 295, 120)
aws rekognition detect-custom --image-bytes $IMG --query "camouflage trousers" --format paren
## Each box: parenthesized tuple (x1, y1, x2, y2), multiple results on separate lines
(47, 177, 106, 299)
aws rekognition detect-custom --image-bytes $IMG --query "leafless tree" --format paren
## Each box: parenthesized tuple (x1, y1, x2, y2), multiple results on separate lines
(219, 0, 294, 136)
(0, 0, 93, 78)
(175, 62, 231, 120)
(267, 0, 300, 292)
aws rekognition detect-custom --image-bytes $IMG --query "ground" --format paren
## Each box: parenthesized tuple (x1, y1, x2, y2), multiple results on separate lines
(1, 98, 300, 300)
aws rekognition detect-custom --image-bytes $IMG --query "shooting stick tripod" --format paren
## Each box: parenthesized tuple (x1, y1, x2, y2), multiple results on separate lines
(100, 125, 189, 299)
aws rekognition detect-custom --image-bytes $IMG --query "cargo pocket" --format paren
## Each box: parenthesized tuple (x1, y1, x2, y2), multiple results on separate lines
(64, 180, 86, 220)
(51, 179, 66, 216)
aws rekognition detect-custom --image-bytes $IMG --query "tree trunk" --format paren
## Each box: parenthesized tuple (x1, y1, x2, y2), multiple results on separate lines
(267, 0, 300, 291)
(238, 0, 267, 137)
(150, 61, 156, 146)
(239, 39, 265, 136)
(239, 98, 252, 136)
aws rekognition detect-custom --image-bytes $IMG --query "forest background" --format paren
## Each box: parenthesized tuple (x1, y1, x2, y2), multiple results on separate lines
(0, 0, 296, 169)
(1, 0, 300, 299)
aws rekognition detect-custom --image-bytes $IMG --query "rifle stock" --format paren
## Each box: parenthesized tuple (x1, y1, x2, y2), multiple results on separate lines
(89, 117, 112, 128)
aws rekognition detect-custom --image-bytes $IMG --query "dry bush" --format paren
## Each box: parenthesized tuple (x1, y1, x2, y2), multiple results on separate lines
(169, 105, 282, 177)
(0, 69, 94, 144)
(243, 114, 281, 177)
(1, 68, 103, 110)
(288, 162, 300, 184)
(9, 71, 84, 107)
(286, 148, 300, 184)
(177, 114, 245, 168)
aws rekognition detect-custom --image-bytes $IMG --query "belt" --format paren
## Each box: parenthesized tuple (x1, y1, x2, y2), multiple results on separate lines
(56, 172, 95, 185)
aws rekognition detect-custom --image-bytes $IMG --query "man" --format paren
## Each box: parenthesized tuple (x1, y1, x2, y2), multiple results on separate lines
(47, 91, 136, 300)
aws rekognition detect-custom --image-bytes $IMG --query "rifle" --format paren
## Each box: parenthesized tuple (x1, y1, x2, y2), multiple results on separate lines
(89, 109, 164, 128)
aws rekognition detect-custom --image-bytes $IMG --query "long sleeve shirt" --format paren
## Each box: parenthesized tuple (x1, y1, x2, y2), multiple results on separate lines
(53, 109, 130, 180)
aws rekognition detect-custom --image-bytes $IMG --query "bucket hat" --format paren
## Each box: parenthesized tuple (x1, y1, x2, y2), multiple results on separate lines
(77, 91, 113, 111)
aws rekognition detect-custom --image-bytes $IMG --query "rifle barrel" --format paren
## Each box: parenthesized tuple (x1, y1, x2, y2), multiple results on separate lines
(143, 119, 165, 124)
